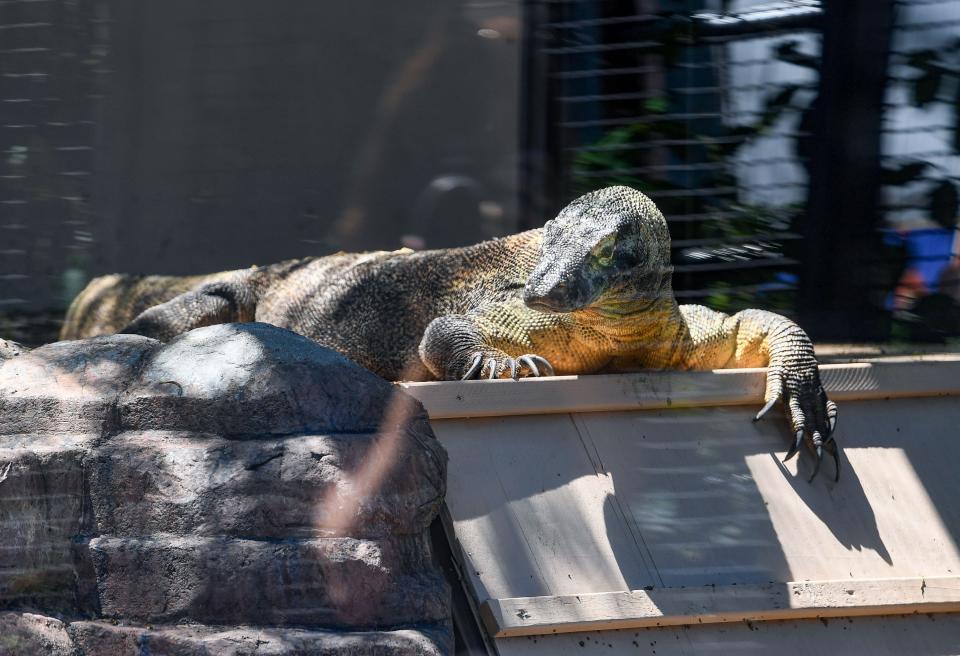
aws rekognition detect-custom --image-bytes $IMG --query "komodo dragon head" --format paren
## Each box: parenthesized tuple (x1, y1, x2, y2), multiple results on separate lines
(523, 186, 674, 317)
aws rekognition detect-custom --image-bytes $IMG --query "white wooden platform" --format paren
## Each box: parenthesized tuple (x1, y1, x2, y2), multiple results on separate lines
(402, 357, 960, 655)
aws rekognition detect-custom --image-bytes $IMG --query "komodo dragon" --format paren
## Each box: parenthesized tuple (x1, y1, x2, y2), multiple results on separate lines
(62, 186, 839, 479)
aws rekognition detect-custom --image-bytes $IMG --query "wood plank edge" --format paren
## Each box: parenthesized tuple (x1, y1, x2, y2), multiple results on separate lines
(400, 360, 960, 419)
(480, 576, 960, 638)
(438, 506, 500, 656)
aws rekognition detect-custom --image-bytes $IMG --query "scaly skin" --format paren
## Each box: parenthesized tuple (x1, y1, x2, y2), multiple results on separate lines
(61, 186, 839, 478)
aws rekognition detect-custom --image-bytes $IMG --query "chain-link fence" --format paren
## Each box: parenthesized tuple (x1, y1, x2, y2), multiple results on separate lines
(1, 0, 522, 345)
(0, 0, 109, 343)
(2, 0, 958, 345)
(521, 0, 960, 342)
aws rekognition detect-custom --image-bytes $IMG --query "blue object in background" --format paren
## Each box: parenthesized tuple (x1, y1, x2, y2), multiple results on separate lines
(882, 228, 956, 292)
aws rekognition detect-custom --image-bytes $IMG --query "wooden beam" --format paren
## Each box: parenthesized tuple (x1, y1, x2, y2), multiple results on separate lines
(481, 576, 960, 638)
(400, 358, 960, 420)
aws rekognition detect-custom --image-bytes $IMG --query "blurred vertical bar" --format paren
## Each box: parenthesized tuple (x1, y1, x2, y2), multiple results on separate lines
(800, 0, 895, 338)
(519, 0, 557, 230)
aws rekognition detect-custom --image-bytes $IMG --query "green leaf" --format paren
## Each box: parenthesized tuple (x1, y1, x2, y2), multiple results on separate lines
(644, 98, 669, 114)
(928, 179, 959, 229)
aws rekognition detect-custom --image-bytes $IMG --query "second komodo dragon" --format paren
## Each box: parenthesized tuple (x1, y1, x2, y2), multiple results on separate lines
(63, 186, 839, 479)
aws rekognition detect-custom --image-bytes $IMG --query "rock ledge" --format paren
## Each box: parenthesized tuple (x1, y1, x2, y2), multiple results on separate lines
(0, 323, 450, 655)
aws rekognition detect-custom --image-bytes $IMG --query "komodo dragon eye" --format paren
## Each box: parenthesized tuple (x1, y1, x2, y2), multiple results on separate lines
(592, 234, 616, 266)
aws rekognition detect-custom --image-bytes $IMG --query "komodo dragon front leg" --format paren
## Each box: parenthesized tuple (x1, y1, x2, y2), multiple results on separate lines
(419, 298, 612, 380)
(675, 305, 839, 481)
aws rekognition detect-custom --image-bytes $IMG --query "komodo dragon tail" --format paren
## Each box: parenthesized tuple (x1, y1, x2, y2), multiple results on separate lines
(60, 273, 221, 340)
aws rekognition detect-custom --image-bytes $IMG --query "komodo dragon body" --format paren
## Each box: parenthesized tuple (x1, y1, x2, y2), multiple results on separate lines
(62, 186, 838, 478)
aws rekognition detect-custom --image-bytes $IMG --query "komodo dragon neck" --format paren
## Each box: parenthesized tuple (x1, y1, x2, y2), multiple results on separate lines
(481, 229, 693, 370)
(570, 296, 692, 370)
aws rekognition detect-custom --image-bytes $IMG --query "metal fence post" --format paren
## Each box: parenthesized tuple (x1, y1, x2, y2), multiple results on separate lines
(799, 0, 896, 339)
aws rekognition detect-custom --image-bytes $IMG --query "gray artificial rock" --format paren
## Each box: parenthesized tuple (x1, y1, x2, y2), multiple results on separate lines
(87, 430, 445, 539)
(89, 534, 448, 626)
(68, 620, 452, 655)
(0, 338, 25, 362)
(0, 612, 78, 656)
(119, 323, 411, 435)
(0, 322, 452, 653)
(0, 334, 159, 435)
(0, 434, 97, 613)
(0, 613, 453, 656)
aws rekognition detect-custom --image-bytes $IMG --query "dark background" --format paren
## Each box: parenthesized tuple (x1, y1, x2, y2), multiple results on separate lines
(1, 0, 958, 345)
(0, 0, 522, 339)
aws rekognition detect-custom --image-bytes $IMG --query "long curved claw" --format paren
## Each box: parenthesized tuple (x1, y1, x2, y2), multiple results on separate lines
(828, 437, 841, 482)
(462, 353, 555, 381)
(808, 444, 823, 483)
(769, 361, 840, 483)
(784, 430, 804, 462)
(754, 396, 779, 422)
(518, 355, 540, 377)
(461, 354, 483, 380)
(515, 354, 555, 378)
(532, 356, 555, 377)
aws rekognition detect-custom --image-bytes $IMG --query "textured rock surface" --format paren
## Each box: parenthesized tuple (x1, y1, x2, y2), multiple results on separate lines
(119, 323, 399, 435)
(0, 334, 157, 435)
(0, 612, 78, 656)
(0, 435, 96, 613)
(0, 323, 451, 654)
(0, 338, 25, 361)
(89, 534, 448, 626)
(86, 430, 444, 539)
(67, 621, 451, 655)
(0, 615, 451, 655)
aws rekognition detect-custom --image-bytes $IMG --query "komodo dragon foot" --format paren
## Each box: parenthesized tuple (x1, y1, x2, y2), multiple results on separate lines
(461, 353, 555, 380)
(754, 375, 840, 483)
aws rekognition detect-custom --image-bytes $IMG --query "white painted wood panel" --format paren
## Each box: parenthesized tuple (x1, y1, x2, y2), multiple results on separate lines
(494, 613, 960, 656)
(414, 358, 960, 653)
(433, 414, 658, 601)
(483, 576, 960, 637)
(575, 397, 960, 586)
